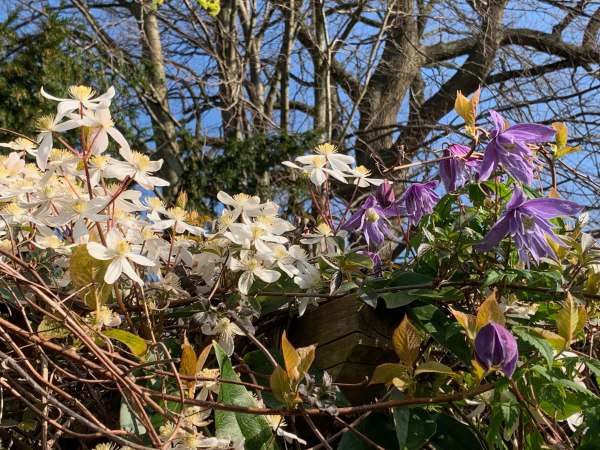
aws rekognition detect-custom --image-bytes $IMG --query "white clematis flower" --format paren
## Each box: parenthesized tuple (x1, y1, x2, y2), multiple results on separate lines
(229, 252, 280, 295)
(35, 115, 80, 170)
(87, 229, 154, 285)
(0, 137, 37, 153)
(105, 146, 168, 189)
(77, 107, 130, 154)
(217, 191, 261, 220)
(293, 265, 321, 316)
(151, 206, 204, 236)
(348, 165, 385, 187)
(313, 143, 355, 171)
(283, 155, 347, 186)
(201, 317, 244, 356)
(41, 85, 115, 119)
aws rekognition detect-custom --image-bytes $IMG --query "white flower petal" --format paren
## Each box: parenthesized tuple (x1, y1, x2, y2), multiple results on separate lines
(104, 258, 123, 284)
(310, 169, 326, 186)
(254, 267, 281, 283)
(121, 258, 143, 285)
(127, 252, 155, 267)
(87, 242, 113, 260)
(107, 127, 130, 152)
(238, 271, 254, 295)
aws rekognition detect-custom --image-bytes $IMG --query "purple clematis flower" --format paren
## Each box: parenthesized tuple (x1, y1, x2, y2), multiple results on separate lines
(398, 181, 440, 226)
(359, 250, 383, 276)
(342, 195, 393, 248)
(439, 144, 479, 192)
(375, 181, 404, 217)
(475, 187, 582, 263)
(474, 322, 518, 378)
(479, 110, 555, 185)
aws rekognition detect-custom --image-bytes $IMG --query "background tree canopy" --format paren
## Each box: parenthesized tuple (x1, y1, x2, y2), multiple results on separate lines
(2, 0, 599, 213)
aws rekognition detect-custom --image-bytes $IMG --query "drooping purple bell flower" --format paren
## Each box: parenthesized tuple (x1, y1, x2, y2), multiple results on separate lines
(479, 110, 555, 185)
(375, 181, 404, 217)
(439, 144, 479, 192)
(474, 322, 518, 378)
(342, 195, 392, 248)
(398, 181, 440, 226)
(475, 187, 582, 263)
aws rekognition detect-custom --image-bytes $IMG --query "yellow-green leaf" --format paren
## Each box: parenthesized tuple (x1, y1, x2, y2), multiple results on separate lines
(414, 361, 455, 377)
(270, 365, 299, 407)
(369, 363, 410, 385)
(392, 316, 422, 367)
(70, 245, 112, 309)
(556, 293, 586, 347)
(198, 0, 220, 16)
(555, 145, 581, 159)
(38, 316, 69, 340)
(392, 377, 409, 391)
(281, 331, 301, 382)
(296, 344, 316, 377)
(476, 290, 505, 330)
(179, 334, 198, 396)
(531, 327, 566, 352)
(450, 307, 477, 340)
(103, 329, 148, 358)
(455, 88, 479, 126)
(552, 122, 568, 149)
(472, 359, 486, 381)
(195, 344, 212, 374)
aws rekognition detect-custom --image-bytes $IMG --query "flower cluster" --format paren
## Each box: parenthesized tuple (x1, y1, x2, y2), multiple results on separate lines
(283, 143, 383, 187)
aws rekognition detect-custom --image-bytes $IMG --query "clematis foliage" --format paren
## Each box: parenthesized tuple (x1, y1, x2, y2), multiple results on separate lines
(0, 85, 598, 450)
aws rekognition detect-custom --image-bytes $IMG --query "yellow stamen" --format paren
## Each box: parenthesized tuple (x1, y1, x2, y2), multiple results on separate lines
(69, 85, 96, 101)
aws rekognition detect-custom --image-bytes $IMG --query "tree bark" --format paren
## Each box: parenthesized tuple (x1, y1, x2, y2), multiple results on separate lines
(131, 0, 183, 190)
(356, 0, 424, 168)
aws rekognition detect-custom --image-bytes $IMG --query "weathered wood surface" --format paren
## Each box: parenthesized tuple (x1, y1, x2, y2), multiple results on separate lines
(290, 295, 398, 403)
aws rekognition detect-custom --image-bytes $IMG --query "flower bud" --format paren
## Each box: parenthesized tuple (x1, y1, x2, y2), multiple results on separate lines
(474, 322, 518, 378)
(375, 181, 395, 208)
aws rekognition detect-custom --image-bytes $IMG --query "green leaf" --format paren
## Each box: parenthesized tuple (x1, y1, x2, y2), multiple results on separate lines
(513, 326, 554, 368)
(468, 183, 487, 207)
(410, 305, 472, 365)
(338, 412, 400, 450)
(393, 406, 437, 450)
(380, 292, 419, 309)
(38, 316, 69, 340)
(414, 361, 455, 377)
(103, 329, 148, 358)
(213, 342, 278, 450)
(369, 363, 410, 385)
(530, 327, 566, 352)
(430, 414, 484, 450)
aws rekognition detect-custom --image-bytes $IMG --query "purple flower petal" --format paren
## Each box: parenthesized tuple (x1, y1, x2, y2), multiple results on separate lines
(506, 188, 527, 210)
(489, 110, 506, 136)
(474, 322, 518, 378)
(474, 215, 511, 252)
(521, 198, 583, 219)
(503, 124, 555, 143)
(478, 142, 499, 181)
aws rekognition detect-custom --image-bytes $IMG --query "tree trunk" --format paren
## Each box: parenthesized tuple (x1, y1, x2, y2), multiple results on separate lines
(356, 0, 424, 168)
(131, 1, 183, 190)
